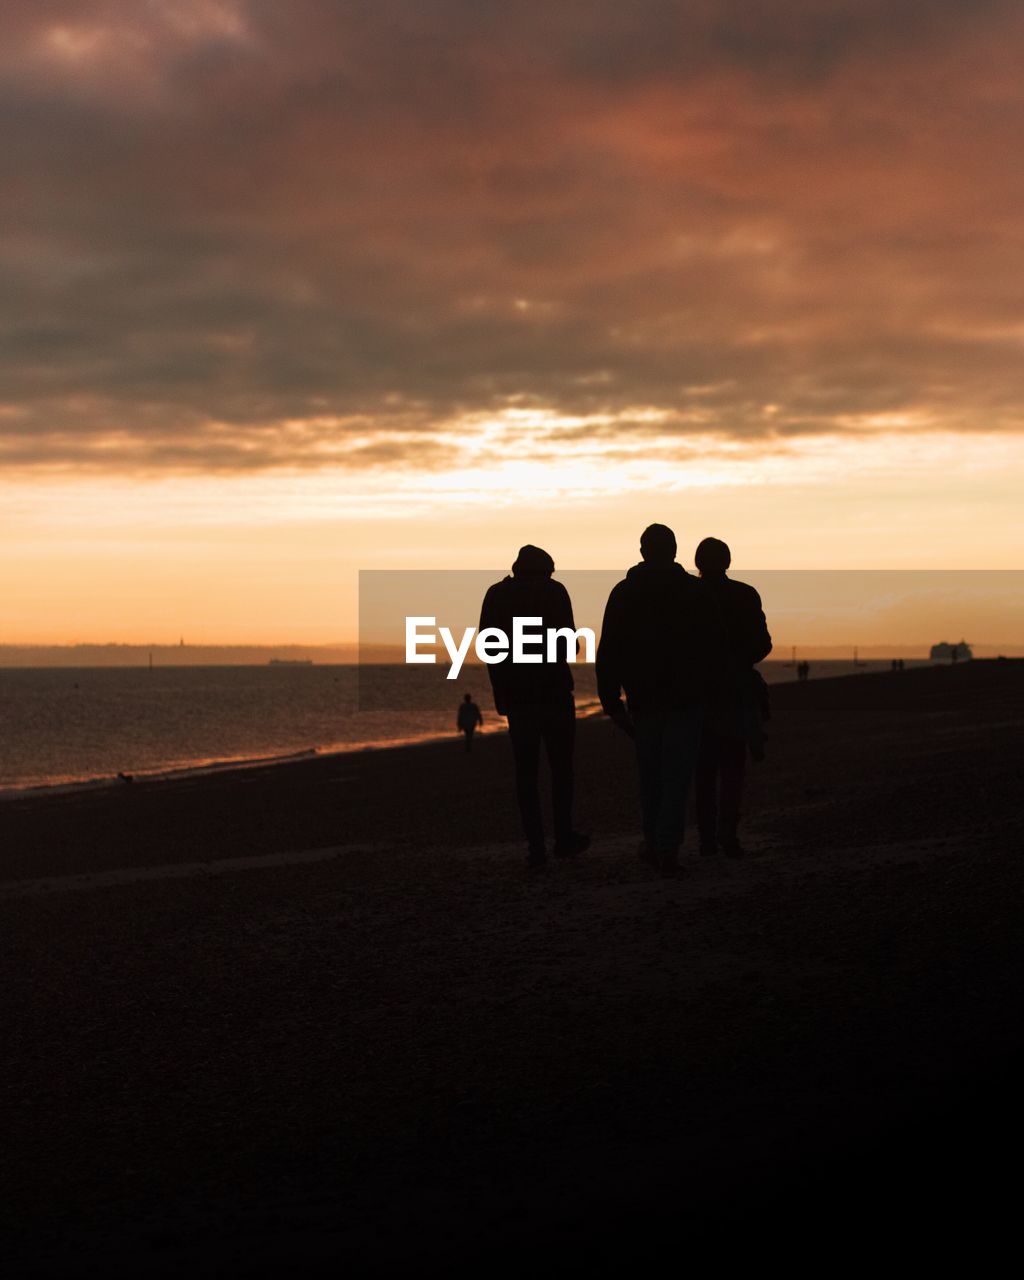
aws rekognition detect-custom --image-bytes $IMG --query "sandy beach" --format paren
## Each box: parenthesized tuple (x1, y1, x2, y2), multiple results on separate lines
(2, 660, 1022, 1273)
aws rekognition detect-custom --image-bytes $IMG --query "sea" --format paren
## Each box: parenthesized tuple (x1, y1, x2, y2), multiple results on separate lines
(0, 660, 920, 795)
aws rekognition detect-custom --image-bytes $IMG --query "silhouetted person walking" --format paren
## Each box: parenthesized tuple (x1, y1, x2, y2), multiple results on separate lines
(597, 524, 719, 876)
(479, 545, 589, 868)
(456, 693, 483, 753)
(693, 537, 772, 858)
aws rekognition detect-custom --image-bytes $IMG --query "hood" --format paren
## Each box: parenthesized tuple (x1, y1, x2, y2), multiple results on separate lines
(511, 544, 555, 577)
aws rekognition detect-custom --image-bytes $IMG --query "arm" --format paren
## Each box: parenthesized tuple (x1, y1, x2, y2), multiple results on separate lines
(746, 589, 773, 665)
(479, 585, 511, 715)
(552, 580, 582, 658)
(596, 584, 629, 720)
(556, 580, 575, 630)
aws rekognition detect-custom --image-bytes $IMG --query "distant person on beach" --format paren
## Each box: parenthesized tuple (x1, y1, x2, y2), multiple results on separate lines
(456, 693, 483, 753)
(596, 523, 720, 876)
(693, 537, 772, 859)
(798, 660, 810, 681)
(479, 545, 590, 868)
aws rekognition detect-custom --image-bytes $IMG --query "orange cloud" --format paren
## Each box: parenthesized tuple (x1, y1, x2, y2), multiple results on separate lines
(2, 0, 1024, 472)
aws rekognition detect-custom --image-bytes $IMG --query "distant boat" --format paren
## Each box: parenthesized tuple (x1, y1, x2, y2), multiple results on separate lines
(269, 658, 314, 666)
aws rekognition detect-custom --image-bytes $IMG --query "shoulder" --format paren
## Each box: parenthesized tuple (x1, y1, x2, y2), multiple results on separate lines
(728, 579, 762, 608)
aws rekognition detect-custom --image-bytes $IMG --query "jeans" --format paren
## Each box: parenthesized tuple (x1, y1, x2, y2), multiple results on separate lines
(506, 698, 576, 852)
(633, 706, 703, 856)
(696, 729, 746, 844)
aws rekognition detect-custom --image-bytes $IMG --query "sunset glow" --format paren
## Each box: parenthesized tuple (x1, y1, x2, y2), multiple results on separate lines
(4, 2, 1024, 643)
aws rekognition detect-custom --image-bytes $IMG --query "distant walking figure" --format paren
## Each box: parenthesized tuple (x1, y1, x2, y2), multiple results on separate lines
(693, 537, 772, 859)
(596, 524, 720, 876)
(456, 693, 483, 753)
(479, 545, 590, 868)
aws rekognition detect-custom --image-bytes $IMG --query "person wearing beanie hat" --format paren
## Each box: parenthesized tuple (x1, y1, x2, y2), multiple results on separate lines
(479, 546, 590, 868)
(511, 544, 555, 577)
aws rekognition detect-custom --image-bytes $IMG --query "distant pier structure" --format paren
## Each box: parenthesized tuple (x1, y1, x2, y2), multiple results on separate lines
(930, 640, 973, 662)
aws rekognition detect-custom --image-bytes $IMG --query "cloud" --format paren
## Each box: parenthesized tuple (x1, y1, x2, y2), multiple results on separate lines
(2, 0, 1024, 472)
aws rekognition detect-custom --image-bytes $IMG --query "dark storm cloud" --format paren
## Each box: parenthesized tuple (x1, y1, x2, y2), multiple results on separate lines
(2, 0, 1024, 470)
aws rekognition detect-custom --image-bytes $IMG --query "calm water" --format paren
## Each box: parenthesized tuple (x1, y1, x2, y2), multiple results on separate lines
(0, 660, 912, 793)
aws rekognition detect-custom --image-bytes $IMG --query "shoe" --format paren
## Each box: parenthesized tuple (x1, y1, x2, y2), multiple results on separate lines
(553, 832, 590, 859)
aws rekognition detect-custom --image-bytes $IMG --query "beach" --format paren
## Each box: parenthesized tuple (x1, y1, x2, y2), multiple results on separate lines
(2, 660, 1022, 1272)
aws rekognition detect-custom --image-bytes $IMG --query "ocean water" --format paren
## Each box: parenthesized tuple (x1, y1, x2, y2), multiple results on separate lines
(0, 660, 913, 793)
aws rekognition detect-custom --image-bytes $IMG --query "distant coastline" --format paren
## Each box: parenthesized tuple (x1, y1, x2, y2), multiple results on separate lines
(1, 643, 1021, 667)
(0, 644, 358, 668)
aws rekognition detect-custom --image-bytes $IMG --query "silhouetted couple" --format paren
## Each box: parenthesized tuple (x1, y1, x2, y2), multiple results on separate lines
(481, 530, 771, 873)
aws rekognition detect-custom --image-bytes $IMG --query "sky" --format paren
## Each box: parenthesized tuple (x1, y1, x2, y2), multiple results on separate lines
(3, 0, 1024, 643)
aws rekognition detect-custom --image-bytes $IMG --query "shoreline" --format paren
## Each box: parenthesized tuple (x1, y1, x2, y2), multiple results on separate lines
(0, 702, 607, 802)
(0, 659, 973, 801)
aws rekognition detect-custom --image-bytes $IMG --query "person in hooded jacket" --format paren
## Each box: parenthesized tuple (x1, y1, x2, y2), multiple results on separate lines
(596, 524, 721, 875)
(479, 545, 590, 868)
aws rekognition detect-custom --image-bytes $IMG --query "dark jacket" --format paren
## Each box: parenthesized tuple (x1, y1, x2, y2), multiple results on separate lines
(700, 575, 772, 750)
(700, 576, 772, 674)
(596, 561, 721, 718)
(478, 574, 576, 713)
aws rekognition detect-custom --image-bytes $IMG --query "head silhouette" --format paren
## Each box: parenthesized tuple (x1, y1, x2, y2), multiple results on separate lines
(512, 544, 555, 578)
(695, 536, 731, 577)
(463, 692, 473, 702)
(639, 523, 677, 564)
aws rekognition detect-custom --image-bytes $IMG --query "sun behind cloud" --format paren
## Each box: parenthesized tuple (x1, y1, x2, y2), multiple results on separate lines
(2, 1, 1024, 640)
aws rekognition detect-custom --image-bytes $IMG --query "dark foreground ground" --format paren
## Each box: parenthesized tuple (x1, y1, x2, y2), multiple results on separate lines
(2, 661, 1023, 1274)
